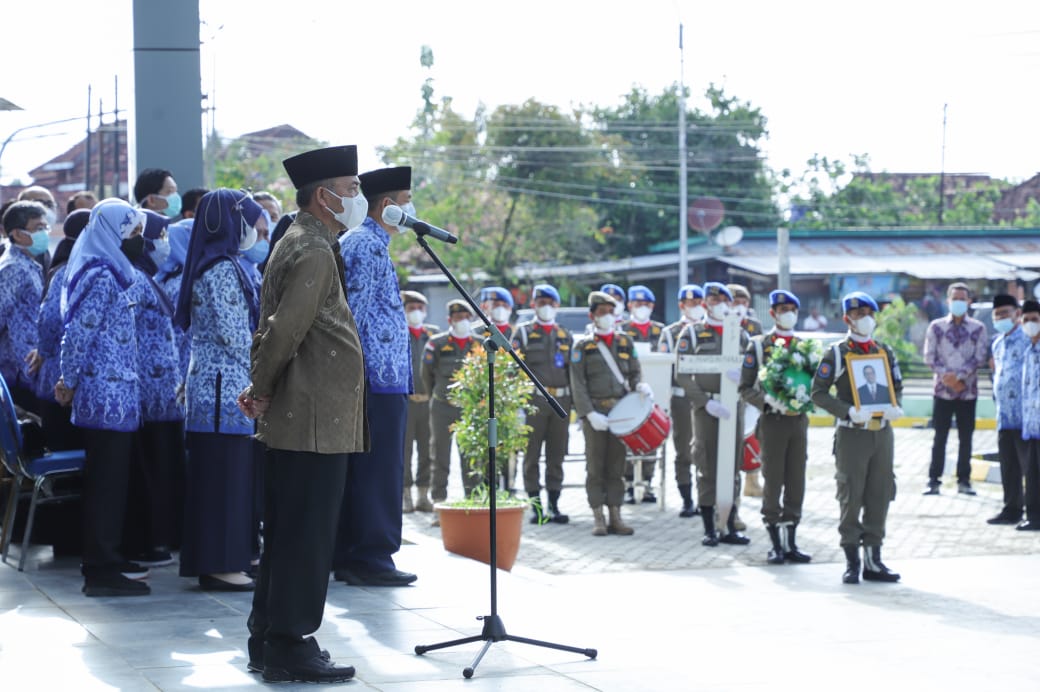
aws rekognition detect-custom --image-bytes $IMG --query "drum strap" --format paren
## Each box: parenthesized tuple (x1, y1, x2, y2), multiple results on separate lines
(595, 341, 631, 392)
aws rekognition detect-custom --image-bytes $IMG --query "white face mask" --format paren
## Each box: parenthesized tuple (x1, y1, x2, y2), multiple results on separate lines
(733, 304, 748, 319)
(684, 305, 706, 322)
(536, 305, 557, 322)
(491, 306, 511, 323)
(323, 188, 368, 229)
(1023, 321, 1040, 339)
(240, 222, 258, 251)
(395, 201, 417, 234)
(595, 314, 615, 331)
(149, 237, 171, 267)
(709, 303, 730, 321)
(406, 309, 425, 327)
(612, 303, 624, 318)
(851, 315, 876, 337)
(450, 320, 471, 338)
(632, 306, 652, 322)
(775, 311, 798, 330)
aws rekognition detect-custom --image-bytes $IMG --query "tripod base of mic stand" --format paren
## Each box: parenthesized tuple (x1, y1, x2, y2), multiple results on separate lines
(415, 614, 597, 679)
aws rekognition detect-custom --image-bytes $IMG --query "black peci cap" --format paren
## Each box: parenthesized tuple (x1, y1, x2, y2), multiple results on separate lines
(282, 145, 359, 189)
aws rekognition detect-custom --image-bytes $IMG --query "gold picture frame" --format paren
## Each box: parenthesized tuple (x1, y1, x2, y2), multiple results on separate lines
(845, 351, 897, 416)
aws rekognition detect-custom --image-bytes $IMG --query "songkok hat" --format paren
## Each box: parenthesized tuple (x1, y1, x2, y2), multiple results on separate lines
(401, 290, 428, 306)
(360, 166, 412, 197)
(726, 283, 751, 300)
(769, 290, 800, 308)
(678, 284, 704, 301)
(703, 282, 732, 300)
(600, 283, 626, 302)
(627, 285, 655, 303)
(993, 294, 1018, 309)
(1022, 300, 1040, 314)
(588, 291, 617, 310)
(532, 284, 560, 303)
(447, 299, 472, 316)
(282, 145, 359, 189)
(63, 208, 90, 239)
(480, 286, 514, 307)
(842, 291, 879, 313)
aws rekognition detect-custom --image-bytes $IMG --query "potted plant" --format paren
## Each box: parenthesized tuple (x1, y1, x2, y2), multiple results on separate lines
(436, 344, 534, 571)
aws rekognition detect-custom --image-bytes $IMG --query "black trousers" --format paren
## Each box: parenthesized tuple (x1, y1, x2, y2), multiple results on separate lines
(333, 392, 406, 574)
(81, 427, 135, 575)
(998, 429, 1024, 516)
(248, 447, 348, 651)
(123, 420, 186, 552)
(928, 397, 976, 484)
(1016, 438, 1040, 522)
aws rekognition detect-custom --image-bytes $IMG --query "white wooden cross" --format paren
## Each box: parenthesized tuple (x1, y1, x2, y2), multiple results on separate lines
(675, 312, 744, 527)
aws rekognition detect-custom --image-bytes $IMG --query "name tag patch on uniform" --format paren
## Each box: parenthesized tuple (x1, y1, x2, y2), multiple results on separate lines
(678, 339, 689, 351)
(423, 350, 434, 363)
(743, 352, 756, 368)
(555, 352, 566, 368)
(817, 361, 832, 379)
(571, 349, 583, 363)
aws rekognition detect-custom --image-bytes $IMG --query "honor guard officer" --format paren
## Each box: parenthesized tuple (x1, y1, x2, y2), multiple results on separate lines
(476, 286, 515, 341)
(570, 291, 651, 536)
(402, 290, 440, 514)
(727, 283, 763, 337)
(422, 300, 481, 511)
(811, 291, 904, 584)
(600, 283, 627, 327)
(658, 284, 706, 517)
(620, 284, 665, 503)
(676, 282, 750, 546)
(512, 283, 573, 524)
(739, 290, 812, 565)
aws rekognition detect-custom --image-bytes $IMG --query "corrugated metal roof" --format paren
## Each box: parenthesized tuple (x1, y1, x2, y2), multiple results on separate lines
(718, 253, 1040, 281)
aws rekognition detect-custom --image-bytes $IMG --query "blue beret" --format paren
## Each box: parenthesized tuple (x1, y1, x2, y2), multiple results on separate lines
(627, 284, 655, 302)
(532, 283, 560, 303)
(703, 282, 732, 300)
(480, 286, 513, 307)
(600, 283, 625, 301)
(842, 291, 879, 313)
(678, 284, 704, 301)
(769, 290, 800, 308)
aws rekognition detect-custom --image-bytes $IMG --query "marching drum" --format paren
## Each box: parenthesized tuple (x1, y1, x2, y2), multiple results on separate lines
(607, 392, 672, 455)
(742, 405, 762, 471)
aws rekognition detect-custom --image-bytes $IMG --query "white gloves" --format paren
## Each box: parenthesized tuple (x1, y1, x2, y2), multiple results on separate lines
(764, 393, 788, 415)
(882, 406, 904, 421)
(705, 399, 732, 420)
(847, 407, 872, 424)
(586, 411, 610, 431)
(636, 382, 653, 399)
(725, 368, 741, 384)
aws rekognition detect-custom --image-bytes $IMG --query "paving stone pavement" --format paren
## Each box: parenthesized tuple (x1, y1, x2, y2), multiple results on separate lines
(404, 423, 1040, 575)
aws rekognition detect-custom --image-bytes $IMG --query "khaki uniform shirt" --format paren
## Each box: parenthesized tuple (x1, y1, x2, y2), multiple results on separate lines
(512, 321, 573, 390)
(621, 319, 665, 345)
(739, 330, 801, 412)
(409, 324, 439, 398)
(673, 322, 749, 409)
(810, 336, 903, 418)
(421, 333, 477, 402)
(251, 211, 368, 454)
(569, 333, 641, 417)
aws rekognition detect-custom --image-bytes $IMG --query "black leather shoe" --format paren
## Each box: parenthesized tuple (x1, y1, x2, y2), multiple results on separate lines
(335, 566, 417, 586)
(1016, 520, 1040, 531)
(248, 638, 330, 674)
(719, 531, 751, 545)
(199, 574, 255, 592)
(83, 573, 151, 597)
(987, 510, 1022, 525)
(262, 638, 354, 684)
(957, 482, 977, 496)
(624, 487, 636, 505)
(922, 482, 940, 496)
(678, 500, 698, 518)
(641, 490, 657, 504)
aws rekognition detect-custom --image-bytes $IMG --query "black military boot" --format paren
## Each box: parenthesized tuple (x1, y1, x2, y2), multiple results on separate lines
(781, 522, 812, 563)
(719, 507, 750, 545)
(528, 493, 544, 525)
(765, 525, 785, 564)
(700, 506, 719, 546)
(842, 545, 861, 584)
(677, 484, 698, 518)
(862, 545, 900, 582)
(546, 490, 569, 524)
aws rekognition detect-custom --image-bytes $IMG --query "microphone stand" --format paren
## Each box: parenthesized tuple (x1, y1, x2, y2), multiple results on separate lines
(410, 224, 597, 678)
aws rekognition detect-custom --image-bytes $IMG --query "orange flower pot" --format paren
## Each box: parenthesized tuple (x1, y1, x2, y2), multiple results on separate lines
(435, 503, 525, 571)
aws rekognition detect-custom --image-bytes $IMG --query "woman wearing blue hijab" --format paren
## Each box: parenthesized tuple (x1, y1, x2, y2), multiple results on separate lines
(174, 188, 265, 591)
(56, 198, 149, 597)
(157, 216, 193, 381)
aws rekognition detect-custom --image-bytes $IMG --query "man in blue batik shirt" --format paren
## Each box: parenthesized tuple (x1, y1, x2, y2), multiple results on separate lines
(0, 201, 47, 412)
(988, 294, 1029, 526)
(332, 166, 417, 587)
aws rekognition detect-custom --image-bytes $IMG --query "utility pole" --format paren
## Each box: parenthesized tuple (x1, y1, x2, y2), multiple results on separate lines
(677, 23, 689, 285)
(939, 103, 948, 225)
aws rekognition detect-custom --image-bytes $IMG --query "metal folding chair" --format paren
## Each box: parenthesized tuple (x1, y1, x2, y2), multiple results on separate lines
(0, 374, 86, 571)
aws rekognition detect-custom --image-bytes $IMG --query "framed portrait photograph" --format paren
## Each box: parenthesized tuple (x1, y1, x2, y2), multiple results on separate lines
(845, 352, 897, 415)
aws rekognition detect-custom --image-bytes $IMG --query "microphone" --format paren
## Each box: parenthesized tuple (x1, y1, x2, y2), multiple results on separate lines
(382, 205, 458, 244)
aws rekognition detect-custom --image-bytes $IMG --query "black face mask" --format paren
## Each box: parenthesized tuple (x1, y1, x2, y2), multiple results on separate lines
(121, 235, 145, 259)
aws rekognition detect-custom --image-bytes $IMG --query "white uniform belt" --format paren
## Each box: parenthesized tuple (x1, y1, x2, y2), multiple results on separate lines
(545, 386, 570, 396)
(836, 418, 888, 431)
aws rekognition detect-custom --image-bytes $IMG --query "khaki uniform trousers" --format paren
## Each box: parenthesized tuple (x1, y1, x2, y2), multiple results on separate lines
(429, 398, 479, 501)
(835, 425, 896, 547)
(404, 398, 432, 489)
(671, 395, 694, 486)
(583, 420, 627, 507)
(522, 396, 571, 495)
(758, 412, 809, 525)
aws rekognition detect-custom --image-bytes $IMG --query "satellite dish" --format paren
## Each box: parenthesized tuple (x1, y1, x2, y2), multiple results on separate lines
(712, 225, 743, 247)
(688, 196, 724, 232)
